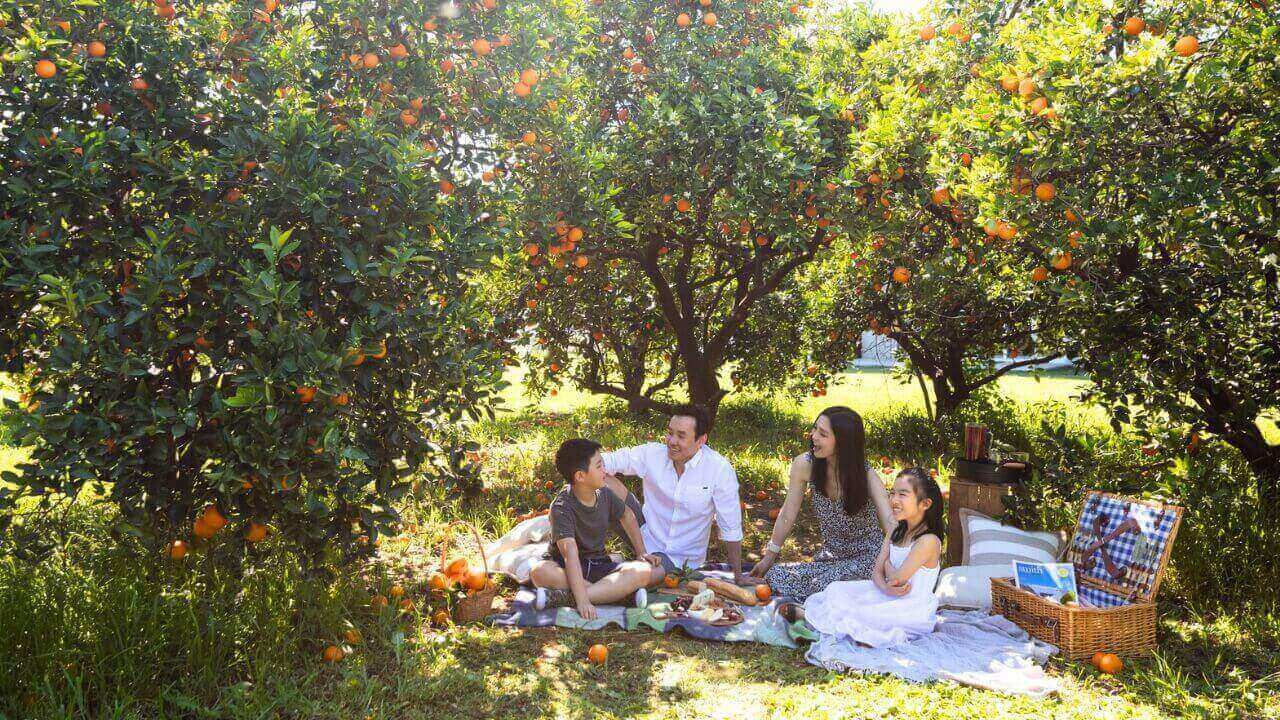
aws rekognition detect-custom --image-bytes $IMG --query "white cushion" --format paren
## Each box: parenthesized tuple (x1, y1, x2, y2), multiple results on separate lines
(934, 564, 1011, 610)
(960, 508, 1061, 566)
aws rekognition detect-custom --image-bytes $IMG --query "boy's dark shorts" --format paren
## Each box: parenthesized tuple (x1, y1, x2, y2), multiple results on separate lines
(547, 554, 621, 583)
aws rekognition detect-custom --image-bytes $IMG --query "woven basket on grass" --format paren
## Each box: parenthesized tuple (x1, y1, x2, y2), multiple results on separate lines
(438, 521, 499, 624)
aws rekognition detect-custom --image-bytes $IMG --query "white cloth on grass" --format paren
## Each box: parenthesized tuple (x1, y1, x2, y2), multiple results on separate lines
(805, 610, 1061, 697)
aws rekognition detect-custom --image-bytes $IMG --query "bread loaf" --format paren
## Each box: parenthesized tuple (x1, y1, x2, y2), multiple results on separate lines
(703, 577, 758, 606)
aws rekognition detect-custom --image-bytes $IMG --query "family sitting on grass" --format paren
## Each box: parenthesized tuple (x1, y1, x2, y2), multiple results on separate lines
(528, 404, 944, 646)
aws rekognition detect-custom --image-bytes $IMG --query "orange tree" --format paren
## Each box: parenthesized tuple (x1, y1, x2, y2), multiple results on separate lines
(488, 0, 885, 421)
(793, 3, 1078, 421)
(870, 0, 1280, 513)
(0, 0, 550, 564)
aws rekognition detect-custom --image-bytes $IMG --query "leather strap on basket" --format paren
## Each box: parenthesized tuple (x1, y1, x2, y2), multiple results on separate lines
(994, 596, 1060, 643)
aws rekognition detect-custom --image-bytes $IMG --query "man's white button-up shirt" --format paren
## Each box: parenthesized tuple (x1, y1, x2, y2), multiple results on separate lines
(602, 442, 743, 569)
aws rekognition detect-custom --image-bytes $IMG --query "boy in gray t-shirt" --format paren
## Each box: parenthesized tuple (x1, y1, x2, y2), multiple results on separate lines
(529, 439, 663, 619)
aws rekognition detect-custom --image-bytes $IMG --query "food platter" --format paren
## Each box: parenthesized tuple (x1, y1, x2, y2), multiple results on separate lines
(651, 587, 746, 626)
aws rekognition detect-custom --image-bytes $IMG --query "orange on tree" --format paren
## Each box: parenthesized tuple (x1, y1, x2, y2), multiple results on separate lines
(892, 266, 911, 284)
(88, 41, 106, 57)
(361, 52, 379, 68)
(676, 12, 691, 27)
(167, 540, 189, 559)
(1174, 35, 1199, 56)
(1124, 16, 1146, 36)
(35, 60, 58, 78)
(918, 24, 936, 41)
(1032, 266, 1049, 282)
(703, 12, 717, 26)
(1035, 182, 1056, 201)
(472, 38, 492, 56)
(295, 386, 317, 403)
(1052, 252, 1073, 271)
(245, 522, 269, 543)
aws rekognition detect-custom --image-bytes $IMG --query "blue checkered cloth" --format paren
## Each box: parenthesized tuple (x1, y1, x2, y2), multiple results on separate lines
(1070, 493, 1179, 607)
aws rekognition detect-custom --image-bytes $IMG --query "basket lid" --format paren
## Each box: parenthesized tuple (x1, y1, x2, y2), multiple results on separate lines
(1066, 491, 1183, 604)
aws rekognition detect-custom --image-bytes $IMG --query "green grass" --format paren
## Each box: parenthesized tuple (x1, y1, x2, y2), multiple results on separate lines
(1, 370, 1277, 719)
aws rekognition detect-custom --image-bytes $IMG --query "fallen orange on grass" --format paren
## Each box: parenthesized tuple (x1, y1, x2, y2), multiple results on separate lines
(587, 644, 608, 664)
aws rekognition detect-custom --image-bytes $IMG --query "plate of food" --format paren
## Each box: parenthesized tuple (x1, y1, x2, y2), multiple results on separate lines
(664, 589, 745, 626)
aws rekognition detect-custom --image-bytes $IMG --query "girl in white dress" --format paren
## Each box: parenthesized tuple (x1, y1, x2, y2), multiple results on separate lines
(779, 468, 943, 647)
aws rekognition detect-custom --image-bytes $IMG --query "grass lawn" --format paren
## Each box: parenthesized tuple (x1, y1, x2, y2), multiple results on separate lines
(1, 370, 1277, 719)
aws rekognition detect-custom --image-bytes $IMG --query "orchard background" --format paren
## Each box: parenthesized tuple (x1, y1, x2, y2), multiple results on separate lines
(1, 0, 1277, 717)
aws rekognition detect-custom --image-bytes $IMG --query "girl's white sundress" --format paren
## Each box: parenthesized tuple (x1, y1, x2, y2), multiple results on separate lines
(801, 537, 941, 647)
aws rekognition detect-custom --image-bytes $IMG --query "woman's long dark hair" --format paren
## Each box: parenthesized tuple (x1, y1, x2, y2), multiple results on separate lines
(890, 468, 946, 544)
(809, 406, 868, 517)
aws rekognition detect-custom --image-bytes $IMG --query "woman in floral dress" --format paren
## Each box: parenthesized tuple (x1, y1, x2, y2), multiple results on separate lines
(745, 406, 894, 599)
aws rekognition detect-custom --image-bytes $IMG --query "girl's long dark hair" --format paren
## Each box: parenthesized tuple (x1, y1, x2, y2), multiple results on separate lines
(890, 467, 946, 544)
(809, 406, 868, 517)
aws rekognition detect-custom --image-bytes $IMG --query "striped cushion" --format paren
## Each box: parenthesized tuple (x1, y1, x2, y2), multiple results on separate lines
(960, 508, 1061, 566)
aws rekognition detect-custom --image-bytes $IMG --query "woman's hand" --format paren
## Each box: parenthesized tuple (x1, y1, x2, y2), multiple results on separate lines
(736, 573, 768, 586)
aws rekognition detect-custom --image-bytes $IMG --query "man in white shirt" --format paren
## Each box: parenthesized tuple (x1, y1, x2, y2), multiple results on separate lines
(602, 404, 750, 585)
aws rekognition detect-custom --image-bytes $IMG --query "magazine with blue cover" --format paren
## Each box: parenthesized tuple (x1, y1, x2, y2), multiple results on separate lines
(1012, 561, 1079, 604)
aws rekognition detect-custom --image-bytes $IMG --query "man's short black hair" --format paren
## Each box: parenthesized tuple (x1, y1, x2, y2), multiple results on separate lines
(555, 438, 602, 484)
(672, 404, 711, 438)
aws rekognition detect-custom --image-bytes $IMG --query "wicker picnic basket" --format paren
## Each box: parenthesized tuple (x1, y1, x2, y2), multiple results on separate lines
(990, 491, 1183, 660)
(438, 521, 499, 623)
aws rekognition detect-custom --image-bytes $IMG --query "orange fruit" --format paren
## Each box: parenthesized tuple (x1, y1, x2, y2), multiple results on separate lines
(1052, 251, 1073, 271)
(464, 569, 488, 591)
(167, 540, 189, 559)
(368, 341, 387, 360)
(245, 522, 268, 543)
(520, 68, 540, 86)
(1090, 651, 1105, 668)
(1124, 16, 1145, 36)
(587, 644, 608, 664)
(703, 12, 717, 26)
(931, 187, 950, 205)
(892, 267, 911, 284)
(362, 52, 379, 68)
(472, 38, 492, 56)
(768, 508, 781, 520)
(344, 628, 362, 644)
(1031, 267, 1049, 282)
(428, 572, 453, 591)
(200, 505, 227, 532)
(1096, 653, 1123, 674)
(918, 24, 936, 41)
(755, 584, 772, 601)
(370, 594, 389, 611)
(88, 41, 107, 58)
(439, 179, 455, 195)
(296, 386, 317, 403)
(1174, 35, 1198, 56)
(1017, 77, 1036, 98)
(521, 131, 538, 144)
(322, 645, 344, 662)
(675, 198, 692, 212)
(445, 557, 470, 579)
(663, 574, 680, 589)
(676, 12, 691, 27)
(389, 43, 408, 60)
(35, 60, 57, 79)
(1035, 182, 1056, 201)
(999, 75, 1018, 93)
(755, 490, 767, 500)
(131, 78, 149, 92)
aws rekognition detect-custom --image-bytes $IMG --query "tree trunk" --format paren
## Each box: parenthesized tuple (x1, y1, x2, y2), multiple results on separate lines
(1222, 426, 1280, 522)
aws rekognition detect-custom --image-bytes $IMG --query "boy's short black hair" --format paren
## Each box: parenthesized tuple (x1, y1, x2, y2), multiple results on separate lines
(555, 438, 603, 484)
(672, 403, 711, 438)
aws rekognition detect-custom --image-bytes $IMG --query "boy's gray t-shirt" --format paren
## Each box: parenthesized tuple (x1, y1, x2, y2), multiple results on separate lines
(547, 487, 625, 562)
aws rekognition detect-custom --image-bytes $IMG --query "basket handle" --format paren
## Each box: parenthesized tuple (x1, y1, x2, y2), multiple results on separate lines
(438, 520, 490, 577)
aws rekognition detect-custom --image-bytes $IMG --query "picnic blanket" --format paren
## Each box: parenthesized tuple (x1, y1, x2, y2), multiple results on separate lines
(488, 587, 818, 648)
(805, 609, 1061, 697)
